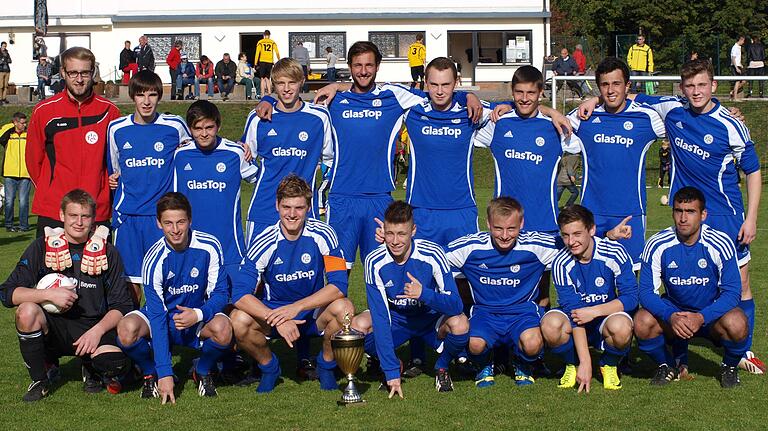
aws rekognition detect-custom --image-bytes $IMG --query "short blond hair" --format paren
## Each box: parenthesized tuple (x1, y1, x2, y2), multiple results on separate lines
(60, 46, 96, 71)
(271, 58, 304, 85)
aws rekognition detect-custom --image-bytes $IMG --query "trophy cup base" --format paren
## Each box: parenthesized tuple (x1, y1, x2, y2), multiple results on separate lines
(337, 399, 366, 407)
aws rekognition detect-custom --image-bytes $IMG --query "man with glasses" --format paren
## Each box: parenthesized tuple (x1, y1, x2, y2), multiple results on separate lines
(627, 35, 654, 93)
(26, 47, 121, 237)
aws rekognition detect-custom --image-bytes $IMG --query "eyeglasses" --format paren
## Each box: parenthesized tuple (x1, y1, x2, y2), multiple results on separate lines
(64, 70, 93, 79)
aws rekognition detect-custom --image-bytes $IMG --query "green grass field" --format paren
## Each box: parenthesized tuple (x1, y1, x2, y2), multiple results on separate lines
(0, 101, 766, 430)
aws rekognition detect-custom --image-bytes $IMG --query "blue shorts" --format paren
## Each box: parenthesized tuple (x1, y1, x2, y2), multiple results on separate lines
(113, 215, 163, 283)
(413, 206, 478, 247)
(594, 214, 645, 271)
(470, 305, 543, 356)
(327, 194, 392, 268)
(705, 214, 750, 267)
(265, 306, 324, 339)
(545, 309, 633, 351)
(128, 308, 229, 349)
(364, 314, 446, 356)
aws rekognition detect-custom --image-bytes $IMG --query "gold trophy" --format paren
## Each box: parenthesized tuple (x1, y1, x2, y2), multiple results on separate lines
(331, 313, 366, 406)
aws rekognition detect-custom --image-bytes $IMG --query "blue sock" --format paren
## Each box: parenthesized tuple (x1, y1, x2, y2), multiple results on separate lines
(256, 353, 281, 393)
(638, 335, 672, 366)
(740, 299, 755, 351)
(671, 338, 689, 366)
(435, 333, 468, 370)
(295, 337, 311, 363)
(469, 347, 491, 369)
(551, 338, 576, 365)
(196, 338, 230, 376)
(722, 337, 749, 367)
(600, 343, 628, 367)
(409, 337, 426, 364)
(316, 351, 338, 391)
(117, 337, 156, 376)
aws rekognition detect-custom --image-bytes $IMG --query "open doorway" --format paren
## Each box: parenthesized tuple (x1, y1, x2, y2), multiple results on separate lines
(448, 32, 474, 85)
(240, 33, 264, 66)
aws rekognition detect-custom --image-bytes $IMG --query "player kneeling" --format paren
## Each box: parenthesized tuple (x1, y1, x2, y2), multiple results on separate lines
(1, 190, 134, 401)
(541, 205, 638, 392)
(117, 192, 233, 403)
(635, 187, 748, 388)
(230, 175, 353, 393)
(353, 201, 468, 396)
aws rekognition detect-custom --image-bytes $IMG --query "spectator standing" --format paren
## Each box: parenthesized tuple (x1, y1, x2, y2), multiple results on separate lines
(0, 41, 11, 104)
(407, 33, 426, 90)
(627, 35, 654, 93)
(325, 46, 337, 82)
(135, 35, 155, 72)
(236, 52, 256, 100)
(556, 152, 581, 208)
(747, 36, 765, 98)
(572, 43, 591, 96)
(195, 55, 215, 99)
(119, 40, 137, 85)
(658, 139, 671, 188)
(35, 56, 52, 101)
(166, 40, 182, 100)
(0, 112, 31, 232)
(175, 54, 196, 100)
(552, 48, 582, 97)
(293, 41, 310, 93)
(730, 35, 746, 100)
(255, 30, 280, 96)
(215, 53, 237, 101)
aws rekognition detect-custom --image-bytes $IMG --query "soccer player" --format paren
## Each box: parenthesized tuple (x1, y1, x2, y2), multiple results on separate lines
(0, 189, 134, 401)
(230, 175, 353, 393)
(565, 57, 666, 270)
(117, 192, 232, 402)
(408, 33, 426, 90)
(542, 204, 637, 392)
(353, 200, 468, 395)
(174, 101, 258, 281)
(635, 187, 748, 388)
(629, 59, 763, 374)
(445, 197, 559, 388)
(107, 70, 192, 302)
(241, 58, 334, 245)
(255, 30, 280, 96)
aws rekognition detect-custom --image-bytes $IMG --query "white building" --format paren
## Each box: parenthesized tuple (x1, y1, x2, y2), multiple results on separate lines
(1, 0, 551, 87)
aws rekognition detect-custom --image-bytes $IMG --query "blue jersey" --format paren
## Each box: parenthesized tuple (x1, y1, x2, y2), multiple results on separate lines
(364, 239, 463, 381)
(639, 224, 741, 324)
(635, 95, 760, 216)
(232, 218, 348, 306)
(242, 102, 335, 224)
(173, 137, 258, 266)
(474, 110, 580, 231)
(142, 230, 229, 378)
(404, 101, 489, 209)
(107, 113, 191, 217)
(326, 84, 426, 195)
(551, 236, 638, 319)
(445, 231, 559, 314)
(568, 101, 665, 216)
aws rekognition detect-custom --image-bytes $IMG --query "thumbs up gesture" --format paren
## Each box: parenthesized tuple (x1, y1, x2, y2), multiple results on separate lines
(396, 272, 422, 300)
(606, 215, 632, 241)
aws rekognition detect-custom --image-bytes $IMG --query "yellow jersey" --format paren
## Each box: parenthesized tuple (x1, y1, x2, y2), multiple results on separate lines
(408, 42, 426, 67)
(255, 38, 280, 64)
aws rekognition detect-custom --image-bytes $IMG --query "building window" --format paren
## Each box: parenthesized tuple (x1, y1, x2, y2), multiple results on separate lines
(37, 33, 91, 60)
(473, 31, 532, 65)
(288, 32, 346, 60)
(369, 31, 425, 58)
(147, 34, 202, 62)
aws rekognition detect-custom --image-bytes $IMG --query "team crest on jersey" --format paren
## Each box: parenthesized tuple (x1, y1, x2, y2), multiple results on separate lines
(85, 131, 99, 145)
(216, 162, 226, 173)
(301, 253, 311, 264)
(298, 131, 309, 142)
(190, 267, 199, 277)
(510, 264, 521, 273)
(703, 134, 714, 144)
(698, 259, 707, 269)
(122, 142, 133, 150)
(372, 99, 382, 107)
(623, 121, 633, 131)
(594, 276, 605, 287)
(452, 118, 462, 124)
(535, 137, 545, 147)
(154, 142, 164, 152)
(504, 130, 513, 138)
(184, 163, 192, 171)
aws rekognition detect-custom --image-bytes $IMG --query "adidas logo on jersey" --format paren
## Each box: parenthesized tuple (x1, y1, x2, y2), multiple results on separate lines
(592, 117, 601, 123)
(267, 129, 278, 137)
(675, 121, 684, 129)
(122, 142, 133, 149)
(384, 280, 394, 288)
(339, 99, 349, 104)
(274, 257, 284, 265)
(504, 131, 513, 138)
(184, 163, 192, 171)
(479, 263, 489, 269)
(667, 261, 678, 269)
(167, 271, 175, 278)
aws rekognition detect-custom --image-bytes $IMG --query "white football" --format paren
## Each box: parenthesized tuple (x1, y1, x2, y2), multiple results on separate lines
(660, 194, 669, 205)
(35, 273, 77, 313)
